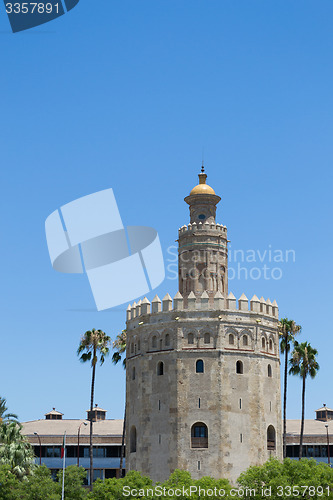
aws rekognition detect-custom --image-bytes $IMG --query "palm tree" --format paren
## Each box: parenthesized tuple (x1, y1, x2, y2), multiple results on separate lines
(77, 328, 110, 490)
(279, 319, 301, 458)
(0, 397, 18, 425)
(112, 329, 127, 477)
(289, 341, 319, 460)
(0, 422, 35, 479)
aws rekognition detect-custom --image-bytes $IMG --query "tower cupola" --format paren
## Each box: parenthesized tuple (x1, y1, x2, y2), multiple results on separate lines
(184, 167, 221, 224)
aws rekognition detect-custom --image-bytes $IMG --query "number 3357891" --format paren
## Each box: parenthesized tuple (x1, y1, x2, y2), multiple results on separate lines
(5, 3, 59, 14)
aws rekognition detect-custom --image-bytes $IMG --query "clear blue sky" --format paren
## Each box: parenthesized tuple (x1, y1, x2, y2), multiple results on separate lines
(1, 1, 332, 424)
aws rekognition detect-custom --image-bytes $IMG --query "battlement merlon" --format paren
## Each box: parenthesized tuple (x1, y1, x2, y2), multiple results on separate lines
(178, 221, 227, 237)
(126, 292, 278, 322)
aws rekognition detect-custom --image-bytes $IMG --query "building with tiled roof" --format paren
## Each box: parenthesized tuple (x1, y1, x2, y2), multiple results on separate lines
(286, 406, 332, 463)
(22, 405, 125, 483)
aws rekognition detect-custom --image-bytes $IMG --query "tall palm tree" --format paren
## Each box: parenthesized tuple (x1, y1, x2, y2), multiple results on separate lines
(279, 319, 301, 458)
(112, 329, 127, 477)
(0, 397, 18, 425)
(77, 328, 110, 490)
(289, 341, 319, 460)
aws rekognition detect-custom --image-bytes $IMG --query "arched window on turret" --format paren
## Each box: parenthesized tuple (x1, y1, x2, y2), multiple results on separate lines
(165, 334, 170, 347)
(267, 425, 276, 450)
(236, 361, 243, 374)
(188, 333, 194, 345)
(152, 336, 157, 348)
(130, 343, 134, 354)
(243, 335, 248, 346)
(130, 426, 137, 453)
(157, 361, 164, 376)
(229, 334, 234, 345)
(269, 339, 273, 351)
(196, 360, 204, 373)
(268, 364, 272, 378)
(191, 422, 208, 448)
(262, 337, 266, 349)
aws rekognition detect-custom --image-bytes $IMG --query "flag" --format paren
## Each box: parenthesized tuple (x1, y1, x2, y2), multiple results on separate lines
(61, 433, 66, 459)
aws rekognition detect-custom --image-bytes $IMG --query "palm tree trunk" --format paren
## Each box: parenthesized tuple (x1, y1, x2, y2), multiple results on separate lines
(119, 405, 126, 477)
(299, 374, 306, 460)
(283, 340, 288, 459)
(89, 352, 96, 491)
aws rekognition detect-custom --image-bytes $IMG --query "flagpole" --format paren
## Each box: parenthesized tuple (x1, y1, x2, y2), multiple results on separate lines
(61, 431, 66, 500)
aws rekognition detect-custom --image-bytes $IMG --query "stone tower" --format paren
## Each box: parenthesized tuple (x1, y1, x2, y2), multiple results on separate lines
(125, 170, 282, 484)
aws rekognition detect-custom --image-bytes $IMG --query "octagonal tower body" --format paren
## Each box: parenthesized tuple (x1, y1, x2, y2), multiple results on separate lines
(125, 170, 282, 483)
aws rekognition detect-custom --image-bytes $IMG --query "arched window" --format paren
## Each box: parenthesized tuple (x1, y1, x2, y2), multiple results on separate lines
(160, 339, 163, 350)
(165, 334, 170, 346)
(204, 333, 210, 344)
(157, 361, 164, 376)
(188, 333, 194, 345)
(267, 425, 276, 450)
(236, 360, 243, 374)
(243, 335, 248, 346)
(262, 337, 266, 349)
(269, 339, 273, 351)
(130, 342, 134, 354)
(196, 360, 204, 373)
(137, 340, 140, 351)
(130, 426, 137, 453)
(132, 367, 136, 380)
(191, 422, 208, 448)
(152, 336, 157, 348)
(268, 364, 272, 378)
(229, 334, 234, 345)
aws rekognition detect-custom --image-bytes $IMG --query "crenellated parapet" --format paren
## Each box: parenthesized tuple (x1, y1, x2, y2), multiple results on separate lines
(178, 221, 227, 236)
(126, 291, 278, 321)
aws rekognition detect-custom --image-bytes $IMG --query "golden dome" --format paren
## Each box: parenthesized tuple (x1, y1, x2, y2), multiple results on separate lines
(190, 168, 216, 195)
